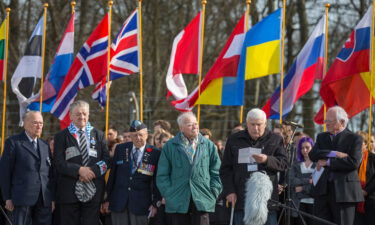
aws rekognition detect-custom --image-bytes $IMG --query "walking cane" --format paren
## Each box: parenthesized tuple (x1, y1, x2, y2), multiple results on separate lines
(227, 200, 235, 225)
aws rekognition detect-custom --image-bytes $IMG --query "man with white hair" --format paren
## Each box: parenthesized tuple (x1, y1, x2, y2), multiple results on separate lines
(309, 106, 363, 225)
(220, 108, 288, 225)
(54, 100, 110, 225)
(156, 112, 222, 225)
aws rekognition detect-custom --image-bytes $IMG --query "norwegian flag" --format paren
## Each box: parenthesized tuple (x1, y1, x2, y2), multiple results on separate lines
(92, 9, 139, 107)
(51, 14, 109, 128)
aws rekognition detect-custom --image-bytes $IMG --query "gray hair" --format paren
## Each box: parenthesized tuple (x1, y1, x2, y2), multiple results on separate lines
(177, 112, 197, 127)
(328, 106, 348, 128)
(69, 100, 90, 114)
(22, 110, 42, 122)
(246, 108, 267, 122)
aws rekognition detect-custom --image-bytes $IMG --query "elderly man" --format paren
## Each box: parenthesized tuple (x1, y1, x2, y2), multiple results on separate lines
(106, 120, 160, 225)
(220, 108, 288, 225)
(309, 106, 363, 225)
(156, 112, 222, 225)
(0, 111, 54, 225)
(54, 100, 110, 225)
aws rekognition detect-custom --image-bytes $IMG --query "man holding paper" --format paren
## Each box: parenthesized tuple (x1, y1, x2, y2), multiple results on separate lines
(309, 106, 363, 225)
(220, 108, 288, 225)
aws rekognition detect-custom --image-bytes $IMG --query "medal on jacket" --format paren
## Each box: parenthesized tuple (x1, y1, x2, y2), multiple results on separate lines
(125, 148, 129, 162)
(137, 162, 155, 176)
(90, 137, 96, 148)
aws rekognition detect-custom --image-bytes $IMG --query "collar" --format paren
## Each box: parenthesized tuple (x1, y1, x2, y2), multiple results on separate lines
(329, 128, 345, 136)
(68, 122, 93, 140)
(25, 131, 37, 143)
(132, 144, 146, 153)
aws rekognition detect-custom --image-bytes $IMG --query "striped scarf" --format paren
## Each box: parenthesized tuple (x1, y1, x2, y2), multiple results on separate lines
(68, 122, 96, 203)
(179, 132, 198, 164)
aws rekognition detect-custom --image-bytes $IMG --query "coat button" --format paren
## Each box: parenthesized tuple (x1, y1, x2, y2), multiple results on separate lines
(128, 187, 131, 191)
(130, 177, 132, 180)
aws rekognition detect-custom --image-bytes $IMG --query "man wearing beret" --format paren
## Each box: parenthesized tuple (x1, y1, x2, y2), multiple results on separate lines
(106, 120, 161, 225)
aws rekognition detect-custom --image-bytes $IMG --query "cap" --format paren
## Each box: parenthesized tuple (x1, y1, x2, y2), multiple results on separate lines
(129, 120, 147, 132)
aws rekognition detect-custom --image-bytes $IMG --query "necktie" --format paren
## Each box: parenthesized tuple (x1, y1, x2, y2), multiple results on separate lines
(32, 140, 37, 151)
(75, 129, 96, 202)
(78, 130, 89, 165)
(132, 148, 140, 173)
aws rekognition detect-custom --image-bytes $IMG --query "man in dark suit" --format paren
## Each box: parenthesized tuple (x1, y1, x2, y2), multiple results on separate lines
(0, 111, 54, 225)
(54, 100, 110, 225)
(309, 106, 364, 225)
(105, 120, 160, 225)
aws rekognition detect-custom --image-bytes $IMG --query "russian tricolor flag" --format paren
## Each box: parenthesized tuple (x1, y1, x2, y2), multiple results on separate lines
(263, 15, 326, 119)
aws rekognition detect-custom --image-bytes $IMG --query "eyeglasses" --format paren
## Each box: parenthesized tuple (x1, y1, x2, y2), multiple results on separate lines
(324, 119, 337, 124)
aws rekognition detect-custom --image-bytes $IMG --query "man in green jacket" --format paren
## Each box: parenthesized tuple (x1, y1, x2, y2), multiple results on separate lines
(156, 112, 222, 225)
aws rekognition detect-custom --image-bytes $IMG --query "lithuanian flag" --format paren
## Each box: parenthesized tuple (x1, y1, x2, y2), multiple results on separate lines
(0, 19, 6, 81)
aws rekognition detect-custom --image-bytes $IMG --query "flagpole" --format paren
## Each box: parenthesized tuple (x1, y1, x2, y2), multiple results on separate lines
(323, 4, 330, 132)
(39, 3, 48, 112)
(239, 0, 251, 124)
(1, 8, 10, 155)
(197, 0, 207, 124)
(138, 0, 144, 121)
(105, 0, 113, 139)
(368, 1, 375, 144)
(279, 0, 286, 124)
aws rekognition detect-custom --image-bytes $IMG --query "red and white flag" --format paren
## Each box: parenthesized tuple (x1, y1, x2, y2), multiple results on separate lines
(166, 12, 202, 100)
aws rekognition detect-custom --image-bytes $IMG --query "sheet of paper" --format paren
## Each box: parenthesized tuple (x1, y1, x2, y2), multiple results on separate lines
(312, 167, 324, 186)
(238, 147, 262, 163)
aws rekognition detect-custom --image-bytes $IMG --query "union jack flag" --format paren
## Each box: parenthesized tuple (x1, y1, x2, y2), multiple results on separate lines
(92, 9, 139, 107)
(51, 14, 109, 127)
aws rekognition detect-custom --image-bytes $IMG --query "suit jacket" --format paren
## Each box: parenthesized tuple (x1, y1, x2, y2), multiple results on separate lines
(54, 127, 110, 203)
(107, 142, 161, 215)
(309, 129, 364, 203)
(0, 131, 53, 206)
(220, 130, 287, 210)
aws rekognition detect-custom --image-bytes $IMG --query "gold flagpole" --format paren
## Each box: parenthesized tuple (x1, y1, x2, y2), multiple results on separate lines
(138, 0, 144, 121)
(1, 8, 10, 155)
(71, 1, 76, 14)
(105, 0, 113, 139)
(323, 4, 330, 132)
(368, 1, 375, 143)
(39, 3, 48, 112)
(197, 0, 207, 124)
(279, 0, 286, 124)
(239, 0, 251, 124)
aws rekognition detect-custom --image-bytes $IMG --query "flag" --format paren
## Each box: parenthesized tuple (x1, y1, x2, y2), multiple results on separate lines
(0, 18, 6, 81)
(314, 7, 372, 124)
(172, 14, 246, 111)
(92, 9, 139, 107)
(11, 16, 44, 125)
(238, 9, 281, 80)
(166, 12, 201, 100)
(28, 14, 75, 112)
(51, 14, 109, 127)
(263, 15, 326, 119)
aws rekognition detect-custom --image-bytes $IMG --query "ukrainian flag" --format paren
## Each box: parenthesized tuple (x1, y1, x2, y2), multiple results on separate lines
(238, 9, 281, 80)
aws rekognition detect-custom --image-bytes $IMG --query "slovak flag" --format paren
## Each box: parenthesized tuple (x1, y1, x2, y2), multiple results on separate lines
(314, 6, 372, 123)
(92, 9, 139, 107)
(166, 12, 202, 101)
(51, 14, 109, 128)
(28, 14, 75, 112)
(263, 15, 326, 119)
(172, 14, 246, 111)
